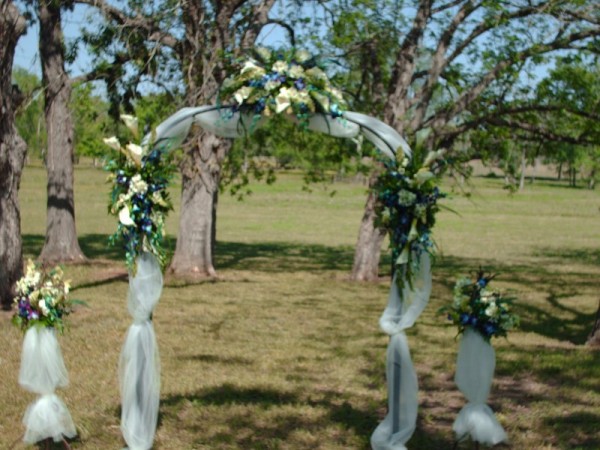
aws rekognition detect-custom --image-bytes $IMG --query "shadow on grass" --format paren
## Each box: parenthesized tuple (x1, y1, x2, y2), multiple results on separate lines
(22, 233, 124, 261)
(215, 240, 356, 273)
(543, 411, 600, 449)
(160, 384, 451, 449)
(535, 247, 600, 266)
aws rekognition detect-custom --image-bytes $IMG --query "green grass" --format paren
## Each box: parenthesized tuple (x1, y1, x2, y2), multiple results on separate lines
(1, 163, 599, 449)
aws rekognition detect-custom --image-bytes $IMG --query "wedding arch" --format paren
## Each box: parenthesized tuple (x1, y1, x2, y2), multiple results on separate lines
(107, 49, 440, 450)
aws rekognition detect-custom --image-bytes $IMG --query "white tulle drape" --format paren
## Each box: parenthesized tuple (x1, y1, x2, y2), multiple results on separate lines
(453, 328, 507, 445)
(120, 252, 162, 450)
(371, 252, 432, 450)
(149, 107, 411, 161)
(19, 327, 76, 444)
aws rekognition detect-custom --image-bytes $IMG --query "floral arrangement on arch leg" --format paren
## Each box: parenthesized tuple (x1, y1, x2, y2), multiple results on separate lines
(441, 269, 520, 446)
(370, 149, 446, 450)
(103, 114, 174, 450)
(103, 114, 176, 270)
(12, 260, 77, 446)
(374, 149, 447, 287)
(219, 47, 347, 127)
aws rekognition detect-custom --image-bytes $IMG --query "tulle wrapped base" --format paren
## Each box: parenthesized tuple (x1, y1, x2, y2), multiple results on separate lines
(23, 394, 77, 444)
(453, 403, 507, 445)
(120, 252, 162, 450)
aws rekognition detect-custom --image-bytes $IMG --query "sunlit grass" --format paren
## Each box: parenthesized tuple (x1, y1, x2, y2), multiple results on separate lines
(1, 162, 598, 449)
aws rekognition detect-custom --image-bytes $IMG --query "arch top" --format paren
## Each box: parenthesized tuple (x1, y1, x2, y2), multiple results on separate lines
(149, 106, 412, 161)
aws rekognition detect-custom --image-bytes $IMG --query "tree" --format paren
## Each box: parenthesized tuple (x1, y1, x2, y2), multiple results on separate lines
(0, 1, 28, 308)
(36, 0, 86, 263)
(325, 0, 600, 280)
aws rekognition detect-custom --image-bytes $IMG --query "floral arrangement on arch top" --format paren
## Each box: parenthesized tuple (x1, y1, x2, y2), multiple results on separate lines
(374, 148, 447, 288)
(219, 47, 348, 126)
(103, 114, 176, 270)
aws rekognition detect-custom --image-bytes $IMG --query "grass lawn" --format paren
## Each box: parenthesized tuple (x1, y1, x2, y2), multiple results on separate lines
(1, 163, 599, 449)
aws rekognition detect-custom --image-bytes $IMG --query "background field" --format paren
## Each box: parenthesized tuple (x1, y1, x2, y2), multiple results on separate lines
(1, 163, 599, 449)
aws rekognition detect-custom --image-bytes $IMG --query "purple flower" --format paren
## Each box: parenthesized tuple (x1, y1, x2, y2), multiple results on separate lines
(294, 78, 306, 90)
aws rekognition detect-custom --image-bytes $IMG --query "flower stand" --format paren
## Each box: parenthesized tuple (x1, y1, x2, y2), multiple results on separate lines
(453, 328, 507, 446)
(19, 326, 76, 447)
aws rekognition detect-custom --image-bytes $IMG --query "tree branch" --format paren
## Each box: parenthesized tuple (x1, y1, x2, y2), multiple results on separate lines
(424, 26, 600, 130)
(410, 0, 481, 131)
(75, 0, 179, 49)
(384, 0, 434, 128)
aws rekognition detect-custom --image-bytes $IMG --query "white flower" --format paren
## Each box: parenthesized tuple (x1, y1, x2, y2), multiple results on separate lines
(412, 168, 434, 187)
(275, 87, 292, 113)
(485, 303, 498, 318)
(234, 86, 253, 105)
(265, 80, 281, 91)
(272, 60, 289, 74)
(63, 281, 70, 295)
(241, 59, 260, 74)
(125, 143, 143, 167)
(241, 60, 265, 77)
(329, 88, 344, 102)
(294, 49, 311, 63)
(121, 114, 139, 138)
(151, 191, 168, 207)
(38, 300, 50, 317)
(116, 193, 131, 208)
(407, 219, 418, 242)
(305, 67, 326, 81)
(423, 149, 446, 167)
(130, 174, 148, 195)
(256, 47, 272, 61)
(103, 136, 121, 151)
(288, 64, 305, 79)
(119, 205, 135, 226)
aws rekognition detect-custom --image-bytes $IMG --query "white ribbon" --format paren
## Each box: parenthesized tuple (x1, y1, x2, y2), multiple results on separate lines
(19, 327, 76, 444)
(453, 328, 507, 445)
(371, 252, 431, 450)
(148, 107, 411, 161)
(120, 252, 162, 450)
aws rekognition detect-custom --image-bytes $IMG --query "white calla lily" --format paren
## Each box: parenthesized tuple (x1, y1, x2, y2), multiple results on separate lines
(275, 88, 292, 113)
(125, 143, 143, 166)
(119, 205, 135, 226)
(412, 168, 434, 187)
(121, 114, 139, 137)
(103, 136, 121, 151)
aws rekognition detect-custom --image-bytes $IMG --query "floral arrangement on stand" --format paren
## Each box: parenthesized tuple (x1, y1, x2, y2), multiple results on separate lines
(443, 269, 520, 341)
(219, 47, 347, 127)
(13, 260, 72, 334)
(103, 115, 175, 269)
(374, 149, 447, 286)
(13, 260, 78, 447)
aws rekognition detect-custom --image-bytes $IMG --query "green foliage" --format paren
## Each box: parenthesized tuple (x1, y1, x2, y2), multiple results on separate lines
(71, 82, 111, 160)
(12, 67, 46, 159)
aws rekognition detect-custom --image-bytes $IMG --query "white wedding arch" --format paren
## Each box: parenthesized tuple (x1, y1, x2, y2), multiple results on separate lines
(119, 106, 432, 450)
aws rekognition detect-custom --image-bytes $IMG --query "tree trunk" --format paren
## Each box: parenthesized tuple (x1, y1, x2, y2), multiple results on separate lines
(168, 129, 229, 277)
(168, 0, 275, 277)
(518, 147, 526, 191)
(587, 299, 600, 347)
(0, 2, 27, 309)
(351, 171, 386, 281)
(557, 162, 562, 181)
(38, 0, 85, 263)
